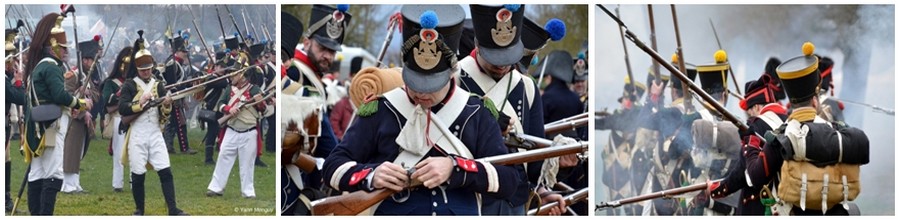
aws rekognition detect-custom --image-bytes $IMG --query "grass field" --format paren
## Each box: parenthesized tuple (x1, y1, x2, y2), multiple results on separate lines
(6, 126, 276, 216)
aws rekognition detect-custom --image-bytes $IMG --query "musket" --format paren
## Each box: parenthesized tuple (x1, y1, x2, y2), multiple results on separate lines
(598, 4, 749, 131)
(61, 5, 92, 100)
(100, 17, 122, 60)
(189, 5, 216, 65)
(376, 12, 402, 68)
(310, 141, 589, 215)
(708, 18, 743, 96)
(833, 98, 895, 116)
(545, 112, 589, 127)
(614, 6, 638, 102)
(223, 5, 246, 44)
(164, 62, 264, 90)
(671, 5, 694, 113)
(544, 117, 589, 137)
(215, 7, 228, 42)
(240, 7, 255, 43)
(217, 83, 275, 125)
(647, 5, 663, 107)
(528, 187, 589, 215)
(596, 179, 721, 211)
(9, 164, 30, 216)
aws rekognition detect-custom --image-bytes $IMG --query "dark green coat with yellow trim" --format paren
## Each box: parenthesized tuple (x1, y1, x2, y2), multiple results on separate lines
(24, 55, 79, 156)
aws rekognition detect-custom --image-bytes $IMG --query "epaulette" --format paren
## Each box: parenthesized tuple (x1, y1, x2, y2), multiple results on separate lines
(472, 94, 499, 120)
(356, 96, 381, 117)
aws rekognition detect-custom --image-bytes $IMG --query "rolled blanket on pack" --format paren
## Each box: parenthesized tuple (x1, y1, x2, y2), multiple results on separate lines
(691, 120, 742, 158)
(349, 67, 404, 109)
(778, 123, 869, 167)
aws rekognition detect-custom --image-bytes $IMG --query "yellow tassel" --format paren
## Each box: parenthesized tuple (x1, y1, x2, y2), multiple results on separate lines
(714, 50, 728, 63)
(671, 53, 680, 63)
(802, 42, 815, 56)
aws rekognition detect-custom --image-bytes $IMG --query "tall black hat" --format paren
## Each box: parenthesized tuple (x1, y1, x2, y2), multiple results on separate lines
(224, 33, 239, 51)
(470, 4, 525, 66)
(696, 50, 730, 95)
(740, 74, 778, 111)
(669, 53, 698, 92)
(399, 5, 465, 93)
(306, 4, 352, 52)
(170, 34, 188, 53)
(281, 12, 304, 59)
(532, 50, 574, 84)
(776, 42, 821, 104)
(249, 43, 266, 60)
(78, 36, 101, 59)
(518, 17, 565, 70)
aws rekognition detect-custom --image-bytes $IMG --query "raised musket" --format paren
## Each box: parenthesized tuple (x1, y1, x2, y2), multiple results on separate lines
(188, 5, 216, 65)
(310, 141, 590, 215)
(598, 4, 749, 131)
(614, 6, 638, 101)
(596, 179, 720, 211)
(223, 5, 246, 44)
(376, 12, 402, 68)
(647, 5, 664, 107)
(671, 5, 694, 113)
(528, 187, 589, 215)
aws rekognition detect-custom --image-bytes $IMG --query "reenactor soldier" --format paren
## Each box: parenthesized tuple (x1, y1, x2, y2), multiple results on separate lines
(162, 33, 197, 155)
(118, 31, 188, 216)
(637, 55, 696, 215)
(322, 7, 518, 214)
(200, 51, 234, 165)
(101, 47, 134, 192)
(248, 42, 273, 167)
(708, 69, 788, 215)
(596, 76, 646, 215)
(22, 13, 93, 215)
(5, 25, 27, 213)
(738, 42, 869, 215)
(61, 37, 102, 194)
(280, 7, 339, 214)
(457, 4, 564, 215)
(685, 50, 741, 215)
(535, 51, 582, 137)
(206, 64, 268, 199)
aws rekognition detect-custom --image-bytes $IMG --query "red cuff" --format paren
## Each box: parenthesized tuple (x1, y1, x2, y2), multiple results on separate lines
(348, 168, 372, 186)
(743, 135, 763, 150)
(455, 157, 479, 172)
(223, 105, 231, 113)
(14, 80, 23, 88)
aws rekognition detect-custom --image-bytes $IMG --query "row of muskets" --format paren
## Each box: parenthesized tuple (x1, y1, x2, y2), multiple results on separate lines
(7, 5, 274, 215)
(593, 4, 744, 212)
(310, 112, 592, 216)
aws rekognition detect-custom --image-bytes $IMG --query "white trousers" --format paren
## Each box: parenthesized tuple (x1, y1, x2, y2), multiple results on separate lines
(127, 121, 170, 175)
(62, 173, 83, 192)
(207, 128, 256, 197)
(28, 114, 68, 182)
(111, 116, 126, 189)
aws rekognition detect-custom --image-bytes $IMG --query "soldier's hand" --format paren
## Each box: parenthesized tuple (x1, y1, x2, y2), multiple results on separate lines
(373, 162, 408, 191)
(228, 105, 240, 115)
(411, 156, 454, 189)
(82, 98, 93, 110)
(162, 96, 172, 106)
(539, 191, 567, 215)
(560, 153, 579, 168)
(140, 93, 152, 106)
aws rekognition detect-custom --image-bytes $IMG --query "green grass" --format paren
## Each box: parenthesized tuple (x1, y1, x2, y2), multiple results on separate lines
(7, 127, 276, 216)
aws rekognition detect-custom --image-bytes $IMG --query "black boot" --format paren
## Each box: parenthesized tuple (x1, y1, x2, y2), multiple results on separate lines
(38, 178, 62, 215)
(255, 156, 268, 168)
(205, 146, 215, 165)
(27, 179, 43, 215)
(6, 161, 12, 212)
(158, 168, 187, 215)
(131, 173, 145, 215)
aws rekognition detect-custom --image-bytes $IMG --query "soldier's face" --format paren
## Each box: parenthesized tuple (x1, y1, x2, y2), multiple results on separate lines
(407, 80, 451, 108)
(82, 58, 95, 69)
(476, 52, 512, 79)
(305, 39, 336, 72)
(138, 68, 152, 80)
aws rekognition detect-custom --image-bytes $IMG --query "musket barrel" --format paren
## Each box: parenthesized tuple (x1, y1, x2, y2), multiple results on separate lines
(599, 4, 748, 131)
(529, 188, 589, 215)
(544, 117, 588, 137)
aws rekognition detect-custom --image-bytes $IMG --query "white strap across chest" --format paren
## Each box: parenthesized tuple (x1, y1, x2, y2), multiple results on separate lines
(458, 57, 529, 134)
(383, 87, 473, 167)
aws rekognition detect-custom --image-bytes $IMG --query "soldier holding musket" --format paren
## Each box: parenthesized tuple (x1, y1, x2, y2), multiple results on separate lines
(21, 12, 93, 215)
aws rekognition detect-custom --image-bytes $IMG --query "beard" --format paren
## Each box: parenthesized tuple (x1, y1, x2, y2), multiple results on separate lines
(306, 47, 330, 76)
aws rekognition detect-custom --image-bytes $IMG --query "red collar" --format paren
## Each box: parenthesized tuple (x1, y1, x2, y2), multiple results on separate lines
(174, 56, 184, 64)
(760, 103, 787, 115)
(293, 49, 319, 73)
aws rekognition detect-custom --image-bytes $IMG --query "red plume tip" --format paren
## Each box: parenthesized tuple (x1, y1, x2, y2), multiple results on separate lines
(94, 35, 102, 42)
